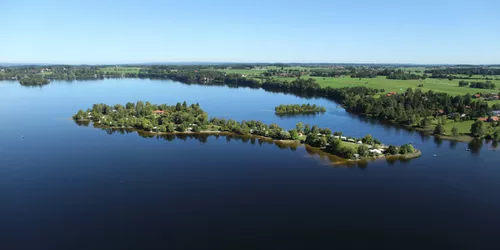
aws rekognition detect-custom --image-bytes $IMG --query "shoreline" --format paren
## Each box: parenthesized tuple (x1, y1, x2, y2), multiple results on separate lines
(79, 120, 422, 163)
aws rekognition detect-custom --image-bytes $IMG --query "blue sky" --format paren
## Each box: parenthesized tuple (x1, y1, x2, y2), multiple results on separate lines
(1, 0, 499, 64)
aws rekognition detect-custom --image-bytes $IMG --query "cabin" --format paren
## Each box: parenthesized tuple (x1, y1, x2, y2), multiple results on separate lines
(473, 94, 481, 99)
(478, 117, 488, 122)
(488, 116, 499, 122)
(152, 110, 165, 115)
(386, 92, 398, 97)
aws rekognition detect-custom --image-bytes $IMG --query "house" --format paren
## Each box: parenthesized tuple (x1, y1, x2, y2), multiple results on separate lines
(152, 110, 165, 115)
(488, 116, 499, 122)
(386, 91, 398, 97)
(492, 111, 500, 116)
(478, 117, 488, 122)
(473, 94, 481, 99)
(436, 109, 445, 115)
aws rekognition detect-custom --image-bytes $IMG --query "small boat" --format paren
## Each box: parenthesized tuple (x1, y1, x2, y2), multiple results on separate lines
(466, 148, 470, 151)
(433, 154, 437, 157)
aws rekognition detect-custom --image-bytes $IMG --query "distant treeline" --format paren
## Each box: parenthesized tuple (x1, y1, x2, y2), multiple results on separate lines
(425, 67, 500, 76)
(459, 80, 497, 89)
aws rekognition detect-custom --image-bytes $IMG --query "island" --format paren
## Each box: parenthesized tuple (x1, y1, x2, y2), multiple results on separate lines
(19, 76, 50, 86)
(275, 104, 326, 115)
(73, 101, 421, 162)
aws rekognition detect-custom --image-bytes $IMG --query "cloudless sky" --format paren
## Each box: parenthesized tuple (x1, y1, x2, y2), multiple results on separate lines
(2, 0, 499, 64)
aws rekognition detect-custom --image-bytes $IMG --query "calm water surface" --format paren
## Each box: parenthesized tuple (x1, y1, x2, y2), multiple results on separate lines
(1, 79, 500, 249)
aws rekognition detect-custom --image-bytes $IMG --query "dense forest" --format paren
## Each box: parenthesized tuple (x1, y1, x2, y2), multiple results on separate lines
(19, 77, 50, 86)
(275, 104, 326, 114)
(73, 101, 417, 160)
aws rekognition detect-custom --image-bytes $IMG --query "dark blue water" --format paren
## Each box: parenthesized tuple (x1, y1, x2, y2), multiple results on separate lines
(1, 79, 500, 249)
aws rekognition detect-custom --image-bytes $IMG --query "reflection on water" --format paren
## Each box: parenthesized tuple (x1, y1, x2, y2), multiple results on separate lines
(75, 120, 419, 168)
(275, 112, 322, 119)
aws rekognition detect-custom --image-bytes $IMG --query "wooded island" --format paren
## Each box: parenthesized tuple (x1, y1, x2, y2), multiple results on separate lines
(275, 104, 326, 114)
(73, 101, 420, 161)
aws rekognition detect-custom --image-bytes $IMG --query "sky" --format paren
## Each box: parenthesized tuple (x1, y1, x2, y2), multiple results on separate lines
(1, 0, 499, 64)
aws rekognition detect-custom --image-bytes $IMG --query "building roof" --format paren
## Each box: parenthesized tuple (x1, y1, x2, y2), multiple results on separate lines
(152, 110, 165, 114)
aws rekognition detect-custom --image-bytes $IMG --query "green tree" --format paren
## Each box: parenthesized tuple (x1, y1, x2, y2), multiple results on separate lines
(451, 127, 459, 137)
(470, 120, 486, 137)
(433, 124, 445, 135)
(387, 145, 398, 155)
(289, 129, 300, 140)
(295, 122, 304, 133)
(361, 134, 374, 145)
(357, 145, 369, 157)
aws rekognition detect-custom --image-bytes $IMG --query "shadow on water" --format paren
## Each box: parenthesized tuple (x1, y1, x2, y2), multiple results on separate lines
(74, 120, 417, 169)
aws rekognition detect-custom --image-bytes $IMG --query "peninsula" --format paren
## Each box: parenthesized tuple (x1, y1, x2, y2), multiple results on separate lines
(73, 101, 420, 161)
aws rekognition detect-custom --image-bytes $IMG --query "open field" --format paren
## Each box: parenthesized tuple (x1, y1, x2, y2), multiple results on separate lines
(442, 120, 475, 135)
(271, 76, 500, 96)
(99, 67, 141, 74)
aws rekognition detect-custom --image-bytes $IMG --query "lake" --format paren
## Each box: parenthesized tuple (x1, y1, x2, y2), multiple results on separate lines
(1, 79, 500, 249)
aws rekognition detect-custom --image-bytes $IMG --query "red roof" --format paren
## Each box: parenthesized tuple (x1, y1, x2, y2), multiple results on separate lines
(478, 117, 488, 121)
(491, 116, 499, 121)
(152, 110, 165, 114)
(438, 109, 444, 114)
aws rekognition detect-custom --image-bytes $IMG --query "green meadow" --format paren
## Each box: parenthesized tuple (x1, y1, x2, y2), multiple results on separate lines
(272, 76, 500, 96)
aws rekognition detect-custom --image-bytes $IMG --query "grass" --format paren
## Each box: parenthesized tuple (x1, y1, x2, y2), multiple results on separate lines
(269, 75, 500, 97)
(442, 120, 475, 135)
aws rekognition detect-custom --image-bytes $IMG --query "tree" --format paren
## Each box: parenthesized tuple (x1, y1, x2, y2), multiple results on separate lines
(451, 127, 459, 137)
(361, 134, 374, 145)
(295, 122, 304, 133)
(398, 144, 415, 154)
(433, 124, 445, 135)
(357, 145, 369, 157)
(304, 124, 311, 134)
(289, 129, 300, 140)
(493, 130, 500, 141)
(387, 145, 398, 155)
(470, 120, 486, 137)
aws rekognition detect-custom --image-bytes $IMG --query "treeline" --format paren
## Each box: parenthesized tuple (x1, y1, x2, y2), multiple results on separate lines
(425, 67, 500, 76)
(275, 104, 326, 114)
(386, 70, 426, 80)
(458, 80, 496, 89)
(343, 88, 493, 126)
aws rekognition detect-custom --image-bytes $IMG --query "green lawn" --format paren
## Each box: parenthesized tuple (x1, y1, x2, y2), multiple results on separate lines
(270, 75, 500, 97)
(442, 120, 475, 135)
